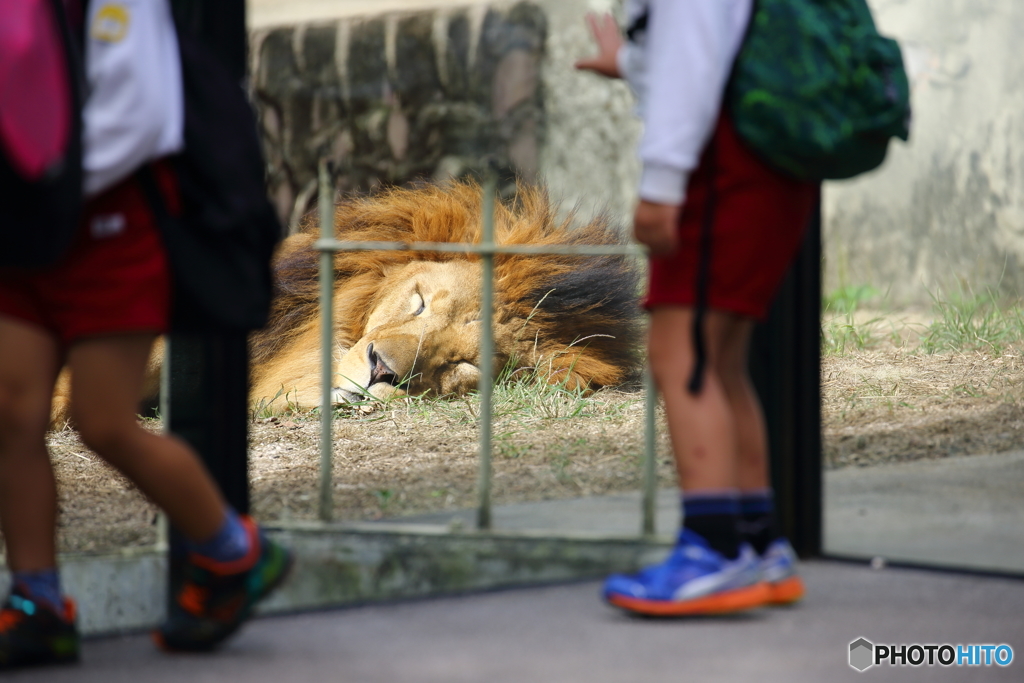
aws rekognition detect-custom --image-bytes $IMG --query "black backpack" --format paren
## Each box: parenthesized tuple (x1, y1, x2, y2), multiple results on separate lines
(0, 0, 83, 268)
(138, 23, 284, 333)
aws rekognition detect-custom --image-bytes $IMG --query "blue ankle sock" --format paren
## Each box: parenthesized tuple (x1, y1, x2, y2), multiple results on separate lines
(190, 509, 251, 564)
(739, 489, 779, 554)
(739, 488, 774, 516)
(12, 568, 63, 613)
(681, 490, 741, 559)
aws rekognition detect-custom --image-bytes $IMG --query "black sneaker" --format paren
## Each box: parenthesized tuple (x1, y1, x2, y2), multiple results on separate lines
(155, 516, 293, 652)
(0, 586, 79, 669)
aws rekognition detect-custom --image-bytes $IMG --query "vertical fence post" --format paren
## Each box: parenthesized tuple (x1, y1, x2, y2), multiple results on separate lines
(318, 160, 335, 522)
(476, 175, 497, 530)
(165, 0, 250, 613)
(749, 197, 823, 557)
(641, 366, 657, 536)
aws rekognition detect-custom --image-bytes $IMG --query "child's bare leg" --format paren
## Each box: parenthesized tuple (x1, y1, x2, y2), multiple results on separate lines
(711, 316, 792, 564)
(710, 316, 770, 491)
(67, 334, 226, 542)
(648, 306, 737, 490)
(0, 317, 62, 572)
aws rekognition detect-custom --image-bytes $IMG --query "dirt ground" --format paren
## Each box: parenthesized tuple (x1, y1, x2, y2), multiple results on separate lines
(30, 321, 1024, 554)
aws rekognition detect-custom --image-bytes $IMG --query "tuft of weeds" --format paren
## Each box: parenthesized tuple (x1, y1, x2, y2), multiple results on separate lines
(824, 284, 880, 315)
(918, 287, 1024, 355)
(822, 313, 883, 356)
(251, 387, 286, 420)
(373, 488, 395, 511)
(821, 284, 884, 356)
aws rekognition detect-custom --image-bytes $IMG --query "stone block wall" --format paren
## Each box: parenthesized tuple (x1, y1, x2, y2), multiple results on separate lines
(250, 3, 547, 230)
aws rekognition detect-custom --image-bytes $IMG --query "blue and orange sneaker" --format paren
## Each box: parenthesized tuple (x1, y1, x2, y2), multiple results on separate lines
(603, 530, 769, 616)
(0, 586, 79, 669)
(759, 538, 805, 605)
(154, 516, 293, 652)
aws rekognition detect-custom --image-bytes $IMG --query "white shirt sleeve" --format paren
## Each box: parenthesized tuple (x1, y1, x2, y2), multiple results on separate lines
(82, 0, 184, 197)
(625, 0, 752, 206)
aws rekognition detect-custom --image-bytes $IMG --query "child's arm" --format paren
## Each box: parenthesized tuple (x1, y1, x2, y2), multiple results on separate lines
(639, 0, 751, 209)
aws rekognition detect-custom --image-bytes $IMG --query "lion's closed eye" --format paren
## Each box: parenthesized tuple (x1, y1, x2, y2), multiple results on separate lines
(411, 291, 425, 316)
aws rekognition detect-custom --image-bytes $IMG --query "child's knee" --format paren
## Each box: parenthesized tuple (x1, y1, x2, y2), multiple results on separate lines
(73, 413, 135, 456)
(0, 383, 51, 446)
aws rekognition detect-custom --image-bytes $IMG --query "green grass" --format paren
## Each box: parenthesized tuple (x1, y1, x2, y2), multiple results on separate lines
(821, 312, 883, 355)
(821, 284, 884, 355)
(824, 284, 880, 315)
(317, 355, 637, 431)
(821, 283, 1024, 357)
(918, 288, 1024, 355)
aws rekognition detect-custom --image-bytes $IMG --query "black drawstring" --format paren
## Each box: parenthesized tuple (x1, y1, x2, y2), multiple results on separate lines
(687, 140, 717, 395)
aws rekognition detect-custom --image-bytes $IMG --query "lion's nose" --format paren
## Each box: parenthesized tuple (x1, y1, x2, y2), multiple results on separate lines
(366, 343, 400, 387)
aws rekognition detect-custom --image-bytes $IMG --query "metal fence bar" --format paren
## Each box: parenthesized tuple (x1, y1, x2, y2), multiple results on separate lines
(312, 180, 658, 536)
(642, 366, 657, 536)
(314, 239, 645, 257)
(476, 175, 497, 529)
(318, 162, 335, 522)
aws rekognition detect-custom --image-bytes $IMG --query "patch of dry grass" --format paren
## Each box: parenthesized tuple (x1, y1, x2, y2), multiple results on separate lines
(27, 308, 1024, 554)
(248, 385, 676, 523)
(823, 348, 1024, 468)
(821, 304, 1024, 468)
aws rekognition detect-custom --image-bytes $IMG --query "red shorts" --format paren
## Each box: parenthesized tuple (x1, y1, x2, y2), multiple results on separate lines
(0, 161, 178, 348)
(646, 115, 819, 320)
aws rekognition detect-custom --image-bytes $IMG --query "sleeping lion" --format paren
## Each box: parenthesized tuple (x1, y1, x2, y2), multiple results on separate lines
(51, 181, 642, 422)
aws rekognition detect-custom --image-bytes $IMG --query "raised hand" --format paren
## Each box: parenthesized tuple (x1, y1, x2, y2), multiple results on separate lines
(574, 12, 623, 79)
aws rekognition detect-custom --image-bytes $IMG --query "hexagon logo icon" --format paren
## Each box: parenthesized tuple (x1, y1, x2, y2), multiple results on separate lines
(849, 637, 875, 672)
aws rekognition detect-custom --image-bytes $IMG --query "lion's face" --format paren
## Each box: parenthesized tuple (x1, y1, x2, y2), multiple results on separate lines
(332, 260, 489, 402)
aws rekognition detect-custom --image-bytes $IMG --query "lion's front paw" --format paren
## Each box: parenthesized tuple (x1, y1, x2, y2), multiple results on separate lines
(331, 387, 363, 404)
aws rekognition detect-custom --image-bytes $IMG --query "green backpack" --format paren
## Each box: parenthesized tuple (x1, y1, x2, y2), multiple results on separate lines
(727, 0, 911, 180)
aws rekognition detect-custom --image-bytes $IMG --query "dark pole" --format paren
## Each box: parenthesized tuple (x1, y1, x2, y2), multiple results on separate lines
(165, 0, 250, 598)
(170, 1, 248, 82)
(749, 195, 823, 558)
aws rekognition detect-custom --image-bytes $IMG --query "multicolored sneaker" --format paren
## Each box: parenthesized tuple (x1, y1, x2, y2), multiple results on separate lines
(759, 538, 805, 605)
(0, 586, 79, 669)
(603, 530, 769, 616)
(154, 516, 293, 652)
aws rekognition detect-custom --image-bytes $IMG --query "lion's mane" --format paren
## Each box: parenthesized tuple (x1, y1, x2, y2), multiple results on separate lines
(251, 181, 643, 389)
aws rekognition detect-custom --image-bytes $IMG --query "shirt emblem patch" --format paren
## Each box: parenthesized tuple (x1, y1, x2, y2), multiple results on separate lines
(91, 4, 131, 44)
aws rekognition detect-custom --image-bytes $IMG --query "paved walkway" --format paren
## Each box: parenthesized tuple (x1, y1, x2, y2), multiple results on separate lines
(406, 450, 1024, 576)
(825, 450, 1024, 573)
(8, 560, 1023, 682)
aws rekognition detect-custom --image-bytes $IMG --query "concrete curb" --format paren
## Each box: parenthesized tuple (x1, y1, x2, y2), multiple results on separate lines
(2, 523, 671, 636)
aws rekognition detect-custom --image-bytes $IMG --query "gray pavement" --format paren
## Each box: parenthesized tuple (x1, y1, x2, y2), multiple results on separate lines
(8, 452, 1024, 680)
(7, 560, 1023, 682)
(825, 451, 1024, 573)
(402, 449, 1024, 577)
(394, 489, 681, 537)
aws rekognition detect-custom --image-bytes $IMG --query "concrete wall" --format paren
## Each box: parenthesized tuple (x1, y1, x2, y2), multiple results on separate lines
(825, 0, 1024, 304)
(4, 523, 668, 636)
(532, 0, 639, 228)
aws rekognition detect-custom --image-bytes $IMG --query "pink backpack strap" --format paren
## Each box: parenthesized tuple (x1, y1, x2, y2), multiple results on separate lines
(0, 0, 73, 180)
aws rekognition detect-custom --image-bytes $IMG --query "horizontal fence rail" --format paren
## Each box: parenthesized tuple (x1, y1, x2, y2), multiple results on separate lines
(314, 165, 658, 534)
(314, 239, 648, 257)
